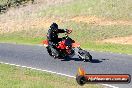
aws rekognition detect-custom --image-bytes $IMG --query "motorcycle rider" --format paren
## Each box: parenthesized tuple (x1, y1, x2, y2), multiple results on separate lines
(46, 22, 71, 57)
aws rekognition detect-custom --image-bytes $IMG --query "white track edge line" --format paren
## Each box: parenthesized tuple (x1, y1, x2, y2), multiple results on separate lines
(0, 62, 75, 78)
(102, 84, 119, 88)
(0, 61, 119, 88)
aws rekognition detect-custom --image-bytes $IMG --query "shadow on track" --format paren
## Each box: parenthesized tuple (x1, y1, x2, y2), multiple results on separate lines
(60, 57, 107, 63)
(61, 57, 83, 62)
(90, 59, 103, 63)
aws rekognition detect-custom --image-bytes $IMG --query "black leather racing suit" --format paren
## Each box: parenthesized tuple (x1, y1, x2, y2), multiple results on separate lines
(46, 28, 67, 57)
(47, 28, 67, 46)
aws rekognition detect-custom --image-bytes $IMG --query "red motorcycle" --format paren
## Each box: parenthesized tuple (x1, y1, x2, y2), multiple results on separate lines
(42, 32, 92, 62)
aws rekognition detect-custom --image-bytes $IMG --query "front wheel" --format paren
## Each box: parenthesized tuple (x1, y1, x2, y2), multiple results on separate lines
(78, 49, 92, 62)
(84, 52, 92, 62)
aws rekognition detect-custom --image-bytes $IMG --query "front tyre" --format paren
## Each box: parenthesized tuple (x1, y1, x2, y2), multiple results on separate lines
(78, 49, 92, 62)
(84, 52, 92, 62)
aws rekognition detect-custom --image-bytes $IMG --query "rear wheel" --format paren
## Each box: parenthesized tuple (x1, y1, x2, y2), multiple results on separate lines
(46, 46, 59, 58)
(50, 47, 59, 58)
(46, 46, 52, 56)
(58, 50, 66, 59)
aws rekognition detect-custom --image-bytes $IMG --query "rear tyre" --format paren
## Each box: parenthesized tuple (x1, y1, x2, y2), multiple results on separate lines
(50, 47, 60, 59)
(46, 46, 59, 58)
(46, 46, 52, 56)
(58, 50, 66, 59)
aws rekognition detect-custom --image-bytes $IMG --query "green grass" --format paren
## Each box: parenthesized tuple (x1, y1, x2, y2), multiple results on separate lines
(0, 36, 131, 54)
(0, 0, 8, 5)
(0, 22, 132, 54)
(0, 0, 132, 54)
(1, 21, 132, 42)
(0, 0, 131, 87)
(38, 0, 132, 20)
(83, 42, 132, 54)
(0, 63, 103, 88)
(61, 22, 132, 41)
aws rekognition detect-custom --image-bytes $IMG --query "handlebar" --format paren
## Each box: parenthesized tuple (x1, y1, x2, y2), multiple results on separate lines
(65, 29, 72, 37)
(59, 29, 72, 40)
(66, 29, 72, 34)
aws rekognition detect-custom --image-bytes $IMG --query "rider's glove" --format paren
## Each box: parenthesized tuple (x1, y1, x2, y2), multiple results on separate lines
(64, 29, 68, 32)
(64, 29, 70, 34)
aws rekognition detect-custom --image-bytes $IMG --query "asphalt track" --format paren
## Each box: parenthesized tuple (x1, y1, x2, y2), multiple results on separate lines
(0, 43, 132, 88)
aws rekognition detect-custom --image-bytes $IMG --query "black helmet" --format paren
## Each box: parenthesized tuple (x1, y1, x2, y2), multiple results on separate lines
(50, 23, 58, 31)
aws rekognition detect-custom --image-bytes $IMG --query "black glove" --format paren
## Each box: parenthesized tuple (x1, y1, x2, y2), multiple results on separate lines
(64, 29, 69, 32)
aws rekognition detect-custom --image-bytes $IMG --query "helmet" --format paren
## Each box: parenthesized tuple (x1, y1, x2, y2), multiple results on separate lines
(50, 23, 58, 31)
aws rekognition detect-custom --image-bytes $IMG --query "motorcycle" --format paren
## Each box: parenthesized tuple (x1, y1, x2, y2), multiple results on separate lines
(42, 31, 92, 62)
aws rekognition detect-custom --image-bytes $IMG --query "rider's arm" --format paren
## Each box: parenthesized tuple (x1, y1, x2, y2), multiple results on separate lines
(47, 30, 55, 41)
(58, 29, 67, 33)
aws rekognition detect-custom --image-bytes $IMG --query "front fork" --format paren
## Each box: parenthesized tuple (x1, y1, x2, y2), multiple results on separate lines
(73, 47, 85, 59)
